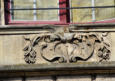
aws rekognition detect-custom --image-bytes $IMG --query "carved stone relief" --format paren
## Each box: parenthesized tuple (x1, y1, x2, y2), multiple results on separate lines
(23, 32, 111, 64)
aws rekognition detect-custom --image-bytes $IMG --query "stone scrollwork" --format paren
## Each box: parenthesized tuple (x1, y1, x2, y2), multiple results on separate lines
(23, 32, 111, 64)
(23, 37, 37, 64)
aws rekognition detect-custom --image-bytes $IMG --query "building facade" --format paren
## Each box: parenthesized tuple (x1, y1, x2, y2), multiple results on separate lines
(0, 0, 115, 81)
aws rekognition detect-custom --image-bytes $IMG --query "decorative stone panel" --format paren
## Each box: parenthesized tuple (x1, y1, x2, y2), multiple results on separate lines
(23, 32, 111, 64)
(0, 26, 113, 66)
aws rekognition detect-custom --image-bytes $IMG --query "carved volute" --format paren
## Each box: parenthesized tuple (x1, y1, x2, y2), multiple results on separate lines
(23, 27, 111, 64)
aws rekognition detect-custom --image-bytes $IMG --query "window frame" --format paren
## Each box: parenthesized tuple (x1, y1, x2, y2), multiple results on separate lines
(70, 0, 115, 24)
(4, 0, 115, 25)
(5, 0, 70, 25)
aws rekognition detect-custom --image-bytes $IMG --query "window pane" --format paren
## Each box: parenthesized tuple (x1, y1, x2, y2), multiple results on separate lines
(13, 10, 34, 20)
(11, 0, 59, 21)
(71, 0, 115, 23)
(71, 0, 92, 23)
(36, 0, 59, 21)
(12, 0, 34, 20)
(95, 0, 115, 21)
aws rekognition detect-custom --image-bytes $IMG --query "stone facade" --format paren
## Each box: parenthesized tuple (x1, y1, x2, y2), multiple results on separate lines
(1, 0, 115, 80)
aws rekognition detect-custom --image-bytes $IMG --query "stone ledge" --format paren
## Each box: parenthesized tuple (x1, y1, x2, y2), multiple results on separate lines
(1, 62, 115, 77)
(0, 25, 115, 34)
(0, 62, 115, 71)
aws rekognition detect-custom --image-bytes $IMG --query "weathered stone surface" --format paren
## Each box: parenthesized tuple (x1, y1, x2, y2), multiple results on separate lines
(57, 76, 91, 81)
(110, 32, 115, 61)
(0, 32, 112, 65)
(0, 25, 113, 66)
(26, 77, 53, 81)
(0, 78, 22, 81)
(96, 75, 115, 81)
(23, 32, 111, 64)
(0, 35, 26, 65)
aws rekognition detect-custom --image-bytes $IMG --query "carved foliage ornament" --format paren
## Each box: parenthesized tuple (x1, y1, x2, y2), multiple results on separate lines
(23, 33, 111, 64)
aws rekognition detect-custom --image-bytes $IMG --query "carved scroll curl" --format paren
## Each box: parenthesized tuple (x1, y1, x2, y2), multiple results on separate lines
(23, 33, 111, 64)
